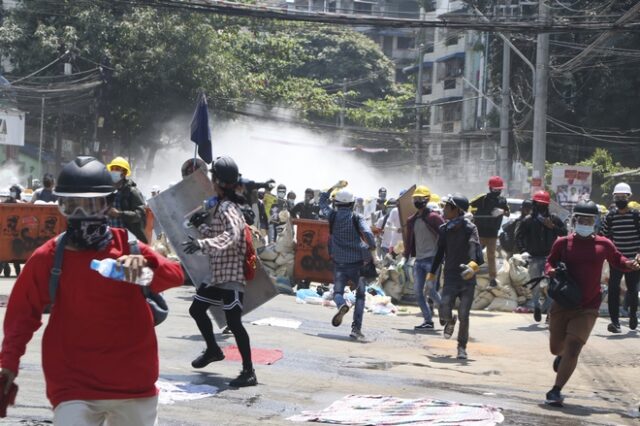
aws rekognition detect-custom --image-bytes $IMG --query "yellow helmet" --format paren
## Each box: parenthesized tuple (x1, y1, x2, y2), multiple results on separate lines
(597, 204, 608, 215)
(107, 156, 131, 177)
(413, 185, 431, 198)
(430, 193, 441, 203)
(629, 201, 640, 210)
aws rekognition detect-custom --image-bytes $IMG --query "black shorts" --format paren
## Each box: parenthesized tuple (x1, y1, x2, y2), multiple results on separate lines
(194, 284, 244, 311)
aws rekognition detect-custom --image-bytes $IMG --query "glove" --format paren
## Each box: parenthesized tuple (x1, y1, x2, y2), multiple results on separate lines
(459, 261, 479, 280)
(182, 236, 203, 254)
(189, 211, 210, 227)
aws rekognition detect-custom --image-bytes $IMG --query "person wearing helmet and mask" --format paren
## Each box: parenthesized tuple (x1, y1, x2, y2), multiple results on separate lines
(499, 199, 532, 259)
(375, 198, 401, 259)
(470, 176, 510, 287)
(181, 156, 258, 388)
(376, 187, 387, 214)
(516, 191, 567, 323)
(544, 200, 639, 407)
(0, 156, 184, 423)
(106, 156, 148, 243)
(403, 186, 445, 330)
(320, 184, 376, 341)
(600, 182, 640, 333)
(30, 173, 57, 203)
(428, 193, 483, 360)
(290, 188, 319, 220)
(267, 184, 288, 243)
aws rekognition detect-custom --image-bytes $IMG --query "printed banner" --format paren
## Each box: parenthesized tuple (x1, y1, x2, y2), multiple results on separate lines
(551, 165, 593, 210)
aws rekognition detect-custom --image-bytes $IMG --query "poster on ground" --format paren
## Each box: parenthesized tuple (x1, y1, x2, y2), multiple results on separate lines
(551, 165, 593, 211)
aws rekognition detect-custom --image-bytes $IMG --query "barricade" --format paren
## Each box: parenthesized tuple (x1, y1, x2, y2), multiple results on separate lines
(292, 219, 334, 284)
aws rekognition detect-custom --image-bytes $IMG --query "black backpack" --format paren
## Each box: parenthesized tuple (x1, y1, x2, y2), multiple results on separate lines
(499, 219, 518, 253)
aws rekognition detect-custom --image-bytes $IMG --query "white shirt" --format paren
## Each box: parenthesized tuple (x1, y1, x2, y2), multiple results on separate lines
(376, 207, 401, 250)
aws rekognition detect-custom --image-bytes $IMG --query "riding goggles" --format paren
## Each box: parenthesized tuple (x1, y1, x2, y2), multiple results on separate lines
(58, 196, 110, 218)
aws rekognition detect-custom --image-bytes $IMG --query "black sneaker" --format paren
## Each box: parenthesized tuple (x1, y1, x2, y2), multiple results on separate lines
(553, 356, 562, 373)
(608, 322, 622, 334)
(414, 321, 435, 330)
(222, 326, 233, 335)
(534, 307, 542, 323)
(191, 349, 225, 369)
(630, 315, 638, 331)
(2, 263, 10, 278)
(443, 315, 457, 339)
(332, 304, 350, 327)
(545, 388, 564, 407)
(349, 328, 365, 341)
(229, 368, 258, 387)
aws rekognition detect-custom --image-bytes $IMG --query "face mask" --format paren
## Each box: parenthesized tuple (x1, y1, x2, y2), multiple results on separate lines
(10, 192, 17, 199)
(490, 189, 501, 196)
(67, 218, 113, 250)
(413, 200, 427, 209)
(287, 200, 295, 209)
(110, 171, 122, 183)
(615, 199, 628, 209)
(574, 224, 594, 237)
(277, 191, 286, 199)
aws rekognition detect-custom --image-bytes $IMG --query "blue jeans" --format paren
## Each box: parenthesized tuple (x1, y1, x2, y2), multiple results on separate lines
(333, 264, 365, 330)
(413, 257, 441, 323)
(528, 256, 551, 312)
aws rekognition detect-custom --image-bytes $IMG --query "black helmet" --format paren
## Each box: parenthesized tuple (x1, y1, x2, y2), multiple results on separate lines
(277, 184, 286, 191)
(54, 156, 115, 197)
(573, 200, 598, 217)
(305, 188, 314, 194)
(181, 158, 208, 178)
(446, 193, 469, 212)
(379, 187, 387, 194)
(210, 156, 239, 186)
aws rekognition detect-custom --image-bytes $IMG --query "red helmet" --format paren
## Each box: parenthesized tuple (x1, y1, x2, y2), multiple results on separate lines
(532, 190, 550, 205)
(488, 176, 505, 190)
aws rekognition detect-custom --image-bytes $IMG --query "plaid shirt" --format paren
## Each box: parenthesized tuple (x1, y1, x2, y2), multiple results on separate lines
(198, 200, 246, 285)
(109, 191, 124, 228)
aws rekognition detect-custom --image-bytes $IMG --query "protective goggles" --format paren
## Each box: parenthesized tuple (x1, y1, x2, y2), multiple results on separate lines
(613, 194, 630, 201)
(58, 196, 110, 218)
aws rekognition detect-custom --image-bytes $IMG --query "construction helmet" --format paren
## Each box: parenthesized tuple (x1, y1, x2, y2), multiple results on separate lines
(488, 176, 505, 190)
(55, 156, 115, 197)
(413, 185, 431, 198)
(597, 204, 608, 215)
(106, 156, 131, 177)
(210, 156, 239, 186)
(573, 200, 599, 217)
(334, 189, 354, 204)
(430, 193, 441, 204)
(613, 182, 632, 195)
(445, 193, 469, 212)
(532, 190, 551, 205)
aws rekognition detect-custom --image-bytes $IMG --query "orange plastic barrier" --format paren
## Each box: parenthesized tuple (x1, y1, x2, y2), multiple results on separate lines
(0, 204, 67, 262)
(292, 219, 334, 284)
(0, 205, 155, 262)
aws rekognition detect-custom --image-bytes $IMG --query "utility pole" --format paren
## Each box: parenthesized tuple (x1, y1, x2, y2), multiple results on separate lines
(415, 42, 424, 182)
(339, 78, 346, 128)
(499, 40, 511, 182)
(532, 0, 550, 191)
(38, 96, 45, 175)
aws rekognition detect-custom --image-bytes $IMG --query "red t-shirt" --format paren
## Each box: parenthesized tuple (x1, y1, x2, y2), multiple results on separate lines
(545, 234, 631, 309)
(1, 228, 184, 407)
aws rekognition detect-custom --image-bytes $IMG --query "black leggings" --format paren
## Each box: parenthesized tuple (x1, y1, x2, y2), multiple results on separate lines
(189, 299, 253, 371)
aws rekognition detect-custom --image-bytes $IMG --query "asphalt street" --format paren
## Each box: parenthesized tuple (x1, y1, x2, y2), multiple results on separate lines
(0, 275, 638, 426)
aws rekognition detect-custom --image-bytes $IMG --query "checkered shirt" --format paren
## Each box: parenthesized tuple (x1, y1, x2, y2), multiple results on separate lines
(109, 191, 124, 228)
(198, 200, 247, 285)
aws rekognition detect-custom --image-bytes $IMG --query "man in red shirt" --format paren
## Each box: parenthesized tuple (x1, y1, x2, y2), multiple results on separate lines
(544, 200, 639, 407)
(0, 157, 184, 424)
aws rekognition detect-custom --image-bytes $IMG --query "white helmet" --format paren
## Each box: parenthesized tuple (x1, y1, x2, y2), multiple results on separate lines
(334, 189, 354, 204)
(613, 182, 632, 195)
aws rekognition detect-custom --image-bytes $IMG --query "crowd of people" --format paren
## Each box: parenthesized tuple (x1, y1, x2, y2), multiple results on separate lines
(1, 152, 639, 422)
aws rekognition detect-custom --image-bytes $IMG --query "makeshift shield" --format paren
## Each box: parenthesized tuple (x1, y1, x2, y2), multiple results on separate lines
(397, 184, 417, 248)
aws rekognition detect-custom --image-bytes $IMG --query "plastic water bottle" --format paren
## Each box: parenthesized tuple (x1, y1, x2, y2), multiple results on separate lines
(90, 258, 153, 286)
(204, 196, 218, 210)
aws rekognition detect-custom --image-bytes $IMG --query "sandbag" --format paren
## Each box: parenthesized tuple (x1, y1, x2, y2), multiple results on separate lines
(496, 261, 511, 287)
(472, 291, 494, 310)
(275, 252, 295, 266)
(486, 297, 517, 312)
(381, 279, 403, 303)
(508, 255, 529, 285)
(259, 246, 279, 261)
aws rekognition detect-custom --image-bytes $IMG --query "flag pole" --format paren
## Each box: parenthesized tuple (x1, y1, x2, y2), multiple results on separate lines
(193, 90, 203, 169)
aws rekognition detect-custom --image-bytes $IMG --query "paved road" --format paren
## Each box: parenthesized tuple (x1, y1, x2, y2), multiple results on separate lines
(0, 275, 638, 425)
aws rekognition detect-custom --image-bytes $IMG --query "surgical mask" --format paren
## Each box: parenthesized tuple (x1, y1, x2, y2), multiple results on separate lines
(66, 218, 113, 250)
(615, 199, 628, 209)
(277, 191, 286, 199)
(413, 200, 427, 209)
(110, 171, 123, 183)
(575, 224, 595, 237)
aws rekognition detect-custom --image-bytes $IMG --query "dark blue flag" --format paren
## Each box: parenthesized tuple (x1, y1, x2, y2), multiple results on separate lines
(190, 92, 212, 164)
